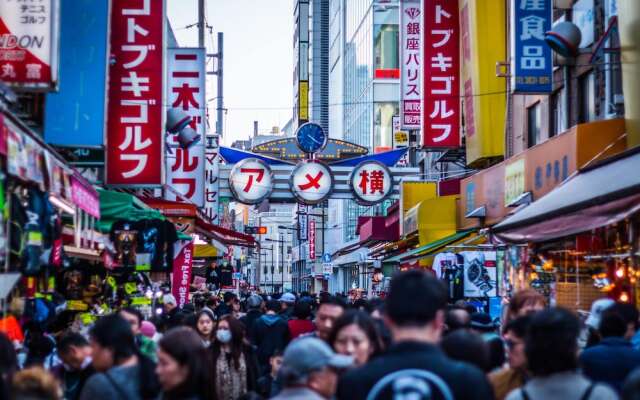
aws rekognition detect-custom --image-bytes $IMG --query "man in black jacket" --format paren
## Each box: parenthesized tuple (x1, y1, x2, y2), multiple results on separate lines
(251, 299, 290, 375)
(240, 294, 264, 344)
(336, 270, 494, 400)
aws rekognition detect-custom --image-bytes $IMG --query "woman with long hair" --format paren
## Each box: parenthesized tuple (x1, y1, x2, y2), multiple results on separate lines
(328, 310, 384, 366)
(210, 315, 259, 400)
(156, 327, 213, 400)
(79, 314, 160, 400)
(193, 309, 216, 347)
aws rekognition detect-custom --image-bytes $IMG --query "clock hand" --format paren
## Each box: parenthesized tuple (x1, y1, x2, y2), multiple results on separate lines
(309, 136, 322, 145)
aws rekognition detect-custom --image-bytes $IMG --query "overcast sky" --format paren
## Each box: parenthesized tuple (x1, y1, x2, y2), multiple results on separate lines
(167, 0, 294, 146)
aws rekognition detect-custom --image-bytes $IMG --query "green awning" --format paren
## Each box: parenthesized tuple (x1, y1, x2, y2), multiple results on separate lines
(384, 230, 474, 263)
(97, 189, 164, 233)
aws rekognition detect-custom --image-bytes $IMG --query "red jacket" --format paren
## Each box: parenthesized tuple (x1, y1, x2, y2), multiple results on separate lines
(288, 319, 315, 339)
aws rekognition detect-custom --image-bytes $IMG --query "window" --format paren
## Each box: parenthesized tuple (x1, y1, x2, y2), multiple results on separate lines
(578, 71, 596, 123)
(549, 89, 565, 137)
(606, 31, 624, 118)
(374, 102, 399, 150)
(527, 103, 541, 148)
(374, 6, 399, 79)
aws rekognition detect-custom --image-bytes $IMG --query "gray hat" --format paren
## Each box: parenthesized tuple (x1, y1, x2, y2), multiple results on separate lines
(282, 337, 353, 377)
(280, 292, 296, 304)
(247, 294, 263, 309)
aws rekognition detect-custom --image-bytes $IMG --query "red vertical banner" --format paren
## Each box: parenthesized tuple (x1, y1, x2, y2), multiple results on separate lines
(106, 0, 164, 186)
(309, 219, 316, 260)
(422, 0, 460, 148)
(172, 240, 193, 309)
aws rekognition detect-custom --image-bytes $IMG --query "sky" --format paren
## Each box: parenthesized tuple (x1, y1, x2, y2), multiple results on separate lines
(167, 0, 294, 146)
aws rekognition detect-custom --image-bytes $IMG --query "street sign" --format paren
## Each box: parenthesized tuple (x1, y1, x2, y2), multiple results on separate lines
(228, 158, 273, 204)
(322, 253, 331, 263)
(349, 161, 393, 205)
(290, 160, 334, 205)
(322, 262, 333, 275)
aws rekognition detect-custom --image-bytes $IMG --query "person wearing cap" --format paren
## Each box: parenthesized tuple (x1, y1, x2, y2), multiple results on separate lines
(279, 292, 296, 321)
(271, 337, 353, 400)
(161, 293, 185, 332)
(240, 294, 264, 345)
(579, 298, 615, 349)
(337, 270, 493, 400)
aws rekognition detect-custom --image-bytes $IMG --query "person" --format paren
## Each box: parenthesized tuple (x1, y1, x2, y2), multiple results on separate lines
(287, 301, 315, 340)
(193, 309, 216, 347)
(251, 299, 290, 375)
(504, 289, 545, 326)
(279, 293, 296, 321)
(156, 327, 212, 400)
(22, 321, 56, 367)
(210, 315, 259, 399)
(328, 310, 383, 366)
(215, 292, 237, 318)
(79, 314, 160, 400)
(120, 307, 157, 361)
(11, 367, 62, 400)
(314, 296, 346, 342)
(489, 316, 532, 400)
(623, 367, 640, 400)
(506, 308, 617, 400)
(0, 332, 18, 400)
(54, 333, 95, 400)
(337, 270, 493, 400)
(441, 329, 490, 372)
(581, 298, 615, 349)
(271, 337, 353, 400)
(239, 294, 263, 343)
(161, 294, 185, 331)
(470, 312, 505, 372)
(444, 304, 471, 334)
(580, 303, 640, 393)
(256, 349, 283, 398)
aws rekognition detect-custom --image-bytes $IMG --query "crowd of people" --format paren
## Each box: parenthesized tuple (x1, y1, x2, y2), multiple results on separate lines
(2, 270, 640, 399)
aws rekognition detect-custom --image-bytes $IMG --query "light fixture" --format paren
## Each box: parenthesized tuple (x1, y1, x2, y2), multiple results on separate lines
(465, 205, 486, 219)
(166, 108, 191, 133)
(176, 127, 201, 149)
(507, 192, 533, 208)
(545, 21, 582, 58)
(620, 292, 630, 302)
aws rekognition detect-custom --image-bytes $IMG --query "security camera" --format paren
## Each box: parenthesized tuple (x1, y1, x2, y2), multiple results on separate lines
(545, 21, 582, 58)
(176, 126, 201, 149)
(166, 108, 191, 134)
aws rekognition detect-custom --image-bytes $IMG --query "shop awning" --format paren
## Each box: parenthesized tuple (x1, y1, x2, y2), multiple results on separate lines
(0, 273, 21, 301)
(196, 218, 256, 248)
(194, 244, 218, 258)
(494, 147, 640, 243)
(384, 230, 475, 263)
(97, 190, 164, 232)
(333, 247, 370, 266)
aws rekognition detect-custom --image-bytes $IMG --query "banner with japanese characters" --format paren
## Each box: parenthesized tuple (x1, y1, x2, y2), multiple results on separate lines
(511, 0, 552, 93)
(165, 47, 206, 206)
(309, 218, 316, 260)
(400, 0, 421, 130)
(105, 0, 164, 186)
(422, 0, 460, 148)
(0, 0, 59, 89)
(204, 135, 220, 224)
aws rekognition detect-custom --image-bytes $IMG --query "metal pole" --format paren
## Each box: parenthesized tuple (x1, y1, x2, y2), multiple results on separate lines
(216, 33, 224, 137)
(281, 234, 284, 291)
(198, 0, 205, 48)
(271, 249, 274, 294)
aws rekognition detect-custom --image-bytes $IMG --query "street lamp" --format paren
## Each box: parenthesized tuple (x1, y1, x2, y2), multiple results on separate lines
(266, 235, 290, 293)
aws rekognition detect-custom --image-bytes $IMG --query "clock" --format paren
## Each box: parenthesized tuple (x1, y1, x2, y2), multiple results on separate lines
(295, 122, 327, 154)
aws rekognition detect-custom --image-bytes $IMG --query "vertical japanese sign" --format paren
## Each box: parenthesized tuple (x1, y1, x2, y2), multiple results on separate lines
(298, 204, 308, 241)
(0, 0, 59, 89)
(106, 0, 164, 186)
(511, 0, 552, 93)
(165, 48, 206, 206)
(172, 240, 193, 309)
(204, 135, 220, 224)
(422, 0, 460, 148)
(393, 115, 410, 167)
(309, 218, 316, 260)
(400, 0, 422, 129)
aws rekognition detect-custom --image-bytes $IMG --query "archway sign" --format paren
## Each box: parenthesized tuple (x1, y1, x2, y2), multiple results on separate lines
(223, 122, 418, 205)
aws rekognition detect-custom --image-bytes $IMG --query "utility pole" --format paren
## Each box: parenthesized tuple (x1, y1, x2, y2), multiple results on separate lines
(198, 0, 205, 47)
(280, 232, 284, 291)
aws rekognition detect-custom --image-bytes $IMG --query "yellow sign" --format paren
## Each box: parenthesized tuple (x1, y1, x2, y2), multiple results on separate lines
(130, 297, 152, 306)
(394, 131, 409, 145)
(299, 81, 309, 121)
(67, 300, 89, 311)
(460, 0, 507, 166)
(504, 158, 525, 205)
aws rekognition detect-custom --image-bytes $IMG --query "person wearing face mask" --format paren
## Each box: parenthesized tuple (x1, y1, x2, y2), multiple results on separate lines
(328, 310, 383, 367)
(210, 315, 259, 399)
(54, 333, 95, 400)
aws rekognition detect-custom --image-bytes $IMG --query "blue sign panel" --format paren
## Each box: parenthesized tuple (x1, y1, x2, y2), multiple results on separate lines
(512, 0, 553, 93)
(44, 0, 108, 146)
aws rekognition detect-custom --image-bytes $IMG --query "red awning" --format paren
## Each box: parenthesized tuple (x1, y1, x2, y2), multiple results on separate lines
(196, 218, 256, 247)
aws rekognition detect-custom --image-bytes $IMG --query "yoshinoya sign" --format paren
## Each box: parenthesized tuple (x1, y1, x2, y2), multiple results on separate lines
(400, 0, 421, 129)
(422, 0, 460, 148)
(349, 161, 393, 205)
(0, 0, 59, 89)
(290, 160, 334, 205)
(228, 158, 273, 205)
(165, 48, 206, 206)
(105, 0, 165, 186)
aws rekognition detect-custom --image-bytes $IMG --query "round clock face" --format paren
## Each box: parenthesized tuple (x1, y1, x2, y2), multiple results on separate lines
(295, 122, 327, 153)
